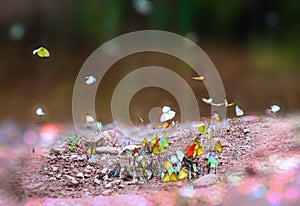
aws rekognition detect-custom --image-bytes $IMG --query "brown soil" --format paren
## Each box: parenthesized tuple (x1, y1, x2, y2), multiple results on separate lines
(1, 115, 300, 205)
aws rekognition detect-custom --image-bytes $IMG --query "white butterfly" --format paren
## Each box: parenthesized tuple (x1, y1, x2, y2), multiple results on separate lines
(85, 76, 96, 85)
(85, 113, 95, 123)
(270, 105, 280, 113)
(160, 106, 176, 122)
(202, 98, 213, 104)
(235, 105, 244, 116)
(36, 107, 46, 116)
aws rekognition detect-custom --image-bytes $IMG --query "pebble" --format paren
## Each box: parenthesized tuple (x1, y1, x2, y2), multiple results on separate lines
(26, 182, 44, 190)
(102, 189, 113, 196)
(76, 172, 84, 178)
(77, 155, 85, 161)
(104, 182, 113, 189)
(192, 174, 218, 188)
(94, 178, 101, 185)
(101, 168, 108, 174)
(96, 146, 119, 155)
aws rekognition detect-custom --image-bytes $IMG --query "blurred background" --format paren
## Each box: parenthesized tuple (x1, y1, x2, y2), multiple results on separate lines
(0, 0, 300, 126)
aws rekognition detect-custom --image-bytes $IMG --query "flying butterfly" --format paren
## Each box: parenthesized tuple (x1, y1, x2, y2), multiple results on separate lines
(85, 76, 96, 85)
(212, 112, 221, 122)
(197, 123, 206, 135)
(159, 130, 169, 152)
(153, 121, 170, 129)
(235, 105, 244, 116)
(85, 113, 95, 123)
(160, 106, 176, 122)
(270, 104, 280, 113)
(36, 107, 46, 116)
(192, 76, 205, 81)
(33, 46, 50, 58)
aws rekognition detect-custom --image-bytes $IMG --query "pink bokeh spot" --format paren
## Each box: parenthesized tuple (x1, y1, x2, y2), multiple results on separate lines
(23, 130, 38, 145)
(40, 124, 61, 143)
(284, 186, 299, 201)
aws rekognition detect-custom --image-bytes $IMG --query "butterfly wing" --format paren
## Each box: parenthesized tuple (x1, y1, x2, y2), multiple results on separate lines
(235, 106, 244, 116)
(178, 169, 187, 180)
(214, 140, 223, 153)
(186, 143, 196, 157)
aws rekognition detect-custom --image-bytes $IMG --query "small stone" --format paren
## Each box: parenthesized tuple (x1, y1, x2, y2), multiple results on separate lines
(71, 179, 79, 185)
(94, 178, 101, 185)
(244, 129, 251, 134)
(113, 179, 121, 185)
(70, 154, 78, 159)
(119, 184, 125, 189)
(96, 146, 119, 155)
(51, 166, 58, 172)
(57, 174, 62, 178)
(101, 155, 107, 161)
(49, 177, 56, 181)
(102, 189, 113, 196)
(76, 172, 84, 178)
(27, 182, 44, 190)
(104, 182, 113, 189)
(77, 155, 85, 161)
(192, 174, 218, 188)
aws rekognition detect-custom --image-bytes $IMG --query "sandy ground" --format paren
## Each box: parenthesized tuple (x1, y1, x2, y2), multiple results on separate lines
(1, 114, 300, 206)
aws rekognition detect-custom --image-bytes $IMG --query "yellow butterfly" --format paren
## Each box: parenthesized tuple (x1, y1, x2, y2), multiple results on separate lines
(152, 144, 160, 154)
(141, 138, 149, 147)
(198, 124, 206, 134)
(177, 169, 187, 180)
(212, 112, 221, 122)
(87, 142, 96, 157)
(153, 122, 170, 129)
(33, 47, 50, 58)
(192, 76, 205, 81)
(215, 140, 223, 153)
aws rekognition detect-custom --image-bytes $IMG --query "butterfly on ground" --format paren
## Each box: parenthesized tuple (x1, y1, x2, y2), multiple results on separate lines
(207, 155, 218, 174)
(33, 46, 50, 57)
(214, 140, 223, 153)
(192, 76, 205, 81)
(270, 104, 280, 113)
(108, 163, 121, 178)
(159, 130, 169, 152)
(36, 107, 46, 116)
(160, 106, 176, 122)
(186, 139, 204, 158)
(235, 105, 244, 116)
(85, 76, 96, 85)
(85, 113, 95, 123)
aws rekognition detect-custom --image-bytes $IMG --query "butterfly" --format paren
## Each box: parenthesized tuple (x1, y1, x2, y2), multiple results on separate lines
(159, 131, 169, 152)
(160, 106, 176, 122)
(208, 155, 218, 174)
(85, 113, 95, 123)
(108, 163, 121, 178)
(212, 112, 221, 122)
(171, 121, 179, 128)
(270, 105, 280, 113)
(235, 105, 244, 116)
(161, 171, 178, 182)
(153, 121, 170, 129)
(192, 76, 205, 81)
(85, 76, 96, 85)
(97, 121, 103, 132)
(36, 107, 46, 116)
(141, 138, 149, 147)
(214, 140, 223, 153)
(33, 47, 50, 57)
(177, 169, 187, 180)
(186, 140, 204, 158)
(197, 124, 206, 134)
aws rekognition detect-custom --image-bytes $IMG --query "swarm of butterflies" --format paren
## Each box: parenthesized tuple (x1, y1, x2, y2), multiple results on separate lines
(33, 48, 283, 184)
